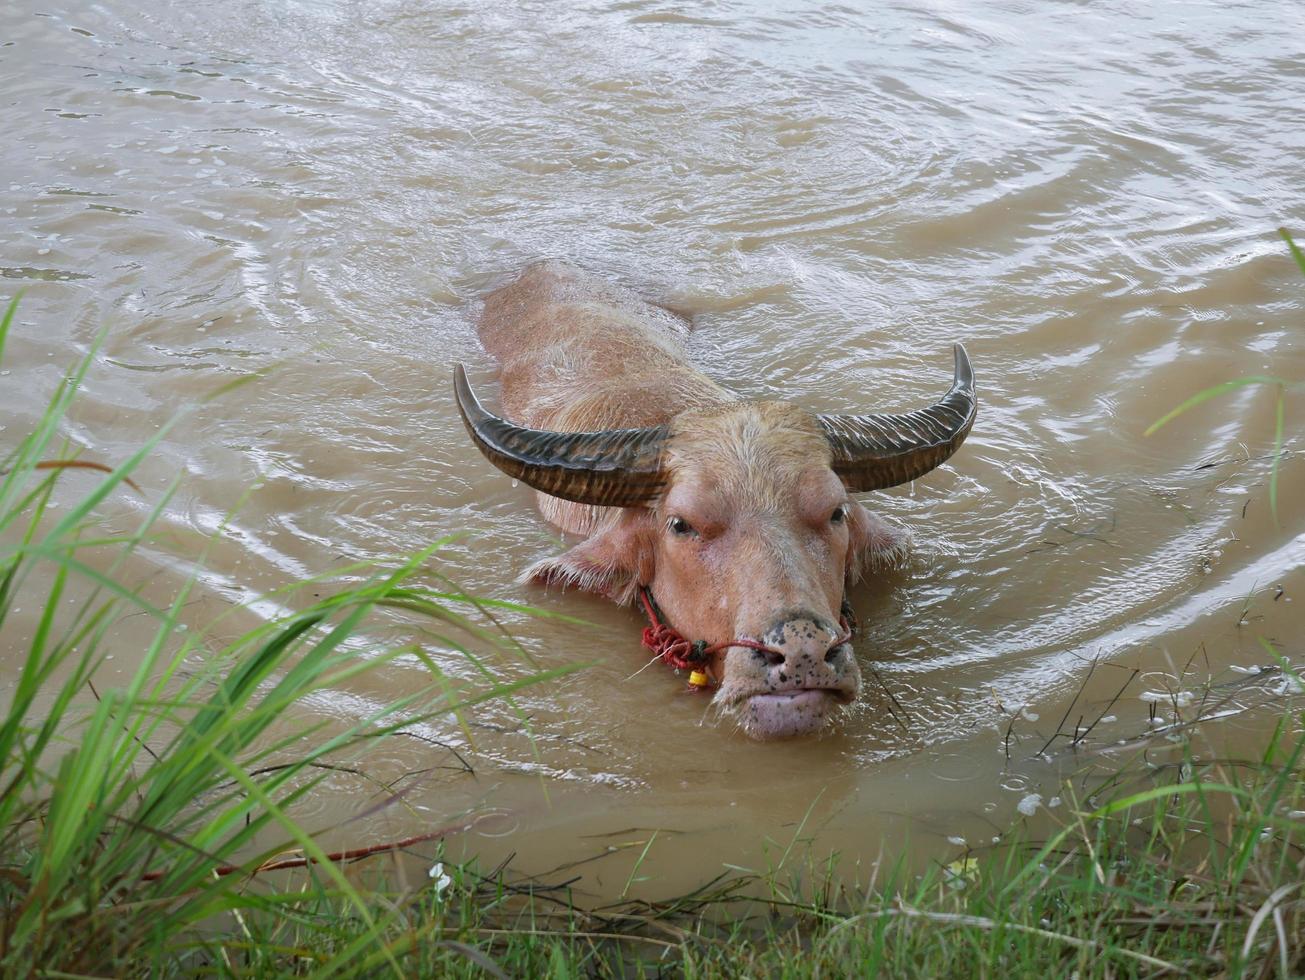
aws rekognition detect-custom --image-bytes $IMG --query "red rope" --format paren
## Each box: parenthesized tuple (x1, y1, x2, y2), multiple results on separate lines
(637, 587, 854, 688)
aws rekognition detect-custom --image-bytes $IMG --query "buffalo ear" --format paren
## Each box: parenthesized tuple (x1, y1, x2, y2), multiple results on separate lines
(845, 502, 910, 584)
(522, 510, 657, 605)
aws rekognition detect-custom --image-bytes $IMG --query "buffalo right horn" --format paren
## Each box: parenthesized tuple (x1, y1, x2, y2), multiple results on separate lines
(817, 344, 977, 492)
(454, 364, 669, 507)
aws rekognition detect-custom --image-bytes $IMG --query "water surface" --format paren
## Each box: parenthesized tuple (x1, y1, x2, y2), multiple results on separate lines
(2, 0, 1303, 897)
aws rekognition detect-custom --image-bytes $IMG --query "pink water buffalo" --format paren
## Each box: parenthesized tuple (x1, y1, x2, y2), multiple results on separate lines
(456, 261, 975, 738)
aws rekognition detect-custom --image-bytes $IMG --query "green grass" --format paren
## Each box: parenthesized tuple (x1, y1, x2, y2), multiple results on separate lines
(61, 726, 1299, 977)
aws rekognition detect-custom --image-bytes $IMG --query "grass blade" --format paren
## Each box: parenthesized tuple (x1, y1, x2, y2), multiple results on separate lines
(1279, 226, 1305, 278)
(1144, 375, 1283, 436)
(1270, 385, 1284, 523)
(0, 291, 20, 364)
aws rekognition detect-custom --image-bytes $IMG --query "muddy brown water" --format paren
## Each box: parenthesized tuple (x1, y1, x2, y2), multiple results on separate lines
(3, 1, 1304, 899)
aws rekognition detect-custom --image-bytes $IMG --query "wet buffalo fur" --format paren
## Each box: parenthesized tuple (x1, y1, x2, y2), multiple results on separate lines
(475, 261, 910, 737)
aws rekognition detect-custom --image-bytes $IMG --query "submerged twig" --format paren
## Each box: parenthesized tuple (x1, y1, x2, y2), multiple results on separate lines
(7, 459, 145, 495)
(870, 665, 913, 734)
(1037, 655, 1098, 756)
(1072, 668, 1140, 748)
(139, 816, 479, 883)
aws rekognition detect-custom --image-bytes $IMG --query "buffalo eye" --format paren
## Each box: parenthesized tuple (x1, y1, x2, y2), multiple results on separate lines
(668, 516, 697, 537)
(830, 504, 848, 525)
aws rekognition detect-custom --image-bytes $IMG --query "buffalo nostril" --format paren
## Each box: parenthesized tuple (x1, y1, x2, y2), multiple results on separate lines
(824, 642, 847, 664)
(753, 648, 784, 667)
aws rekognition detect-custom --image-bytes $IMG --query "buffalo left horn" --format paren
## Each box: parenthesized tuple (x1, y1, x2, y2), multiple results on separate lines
(818, 344, 977, 492)
(453, 364, 670, 507)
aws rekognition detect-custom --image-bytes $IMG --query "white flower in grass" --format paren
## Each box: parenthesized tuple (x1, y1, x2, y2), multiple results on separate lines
(428, 862, 452, 894)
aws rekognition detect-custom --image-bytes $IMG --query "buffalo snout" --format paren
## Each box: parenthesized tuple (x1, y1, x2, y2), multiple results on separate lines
(756, 614, 858, 696)
(722, 613, 861, 738)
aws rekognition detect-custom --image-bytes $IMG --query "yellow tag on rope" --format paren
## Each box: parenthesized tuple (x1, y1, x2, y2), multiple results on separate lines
(688, 670, 710, 688)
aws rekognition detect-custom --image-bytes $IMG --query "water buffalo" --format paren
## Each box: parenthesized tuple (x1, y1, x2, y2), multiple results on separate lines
(456, 261, 975, 739)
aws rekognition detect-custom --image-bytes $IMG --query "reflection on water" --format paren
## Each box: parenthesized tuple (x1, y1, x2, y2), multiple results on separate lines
(2, 0, 1303, 896)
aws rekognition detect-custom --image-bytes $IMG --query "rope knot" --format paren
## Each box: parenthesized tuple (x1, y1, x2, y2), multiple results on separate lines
(640, 620, 707, 671)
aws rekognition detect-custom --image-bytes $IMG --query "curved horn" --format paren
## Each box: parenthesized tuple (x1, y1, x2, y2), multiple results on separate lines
(454, 365, 669, 507)
(818, 344, 977, 492)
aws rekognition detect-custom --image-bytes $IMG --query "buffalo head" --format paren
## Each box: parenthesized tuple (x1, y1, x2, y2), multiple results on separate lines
(454, 347, 975, 738)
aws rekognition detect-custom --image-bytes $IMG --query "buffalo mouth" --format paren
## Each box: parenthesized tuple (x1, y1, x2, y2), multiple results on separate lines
(735, 687, 855, 739)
